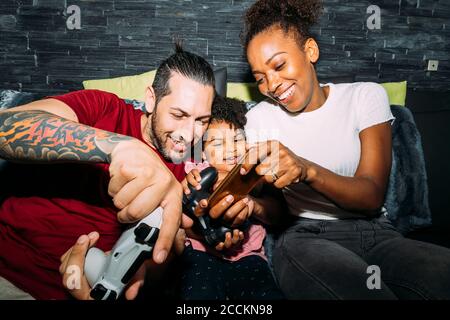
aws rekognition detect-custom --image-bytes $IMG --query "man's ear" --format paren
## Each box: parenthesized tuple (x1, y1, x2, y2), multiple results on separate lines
(144, 86, 156, 114)
(202, 151, 207, 161)
(304, 38, 320, 64)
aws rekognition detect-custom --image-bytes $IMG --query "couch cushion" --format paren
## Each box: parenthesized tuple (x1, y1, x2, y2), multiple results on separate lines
(83, 70, 156, 101)
(228, 80, 407, 106)
(227, 82, 265, 102)
(82, 67, 227, 101)
(213, 67, 227, 97)
(380, 81, 407, 107)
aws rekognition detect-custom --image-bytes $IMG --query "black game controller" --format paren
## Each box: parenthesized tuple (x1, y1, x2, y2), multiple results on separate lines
(182, 167, 248, 246)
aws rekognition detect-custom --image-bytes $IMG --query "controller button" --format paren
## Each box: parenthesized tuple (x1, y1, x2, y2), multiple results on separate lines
(90, 284, 108, 300)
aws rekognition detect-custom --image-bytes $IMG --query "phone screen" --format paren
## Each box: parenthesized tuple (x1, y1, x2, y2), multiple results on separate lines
(207, 151, 262, 209)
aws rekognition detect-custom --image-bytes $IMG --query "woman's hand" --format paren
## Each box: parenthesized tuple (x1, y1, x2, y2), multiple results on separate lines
(195, 196, 254, 228)
(241, 140, 315, 188)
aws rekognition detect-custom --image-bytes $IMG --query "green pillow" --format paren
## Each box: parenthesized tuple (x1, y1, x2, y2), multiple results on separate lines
(83, 71, 407, 108)
(380, 81, 407, 106)
(227, 81, 407, 106)
(82, 70, 156, 101)
(226, 82, 265, 102)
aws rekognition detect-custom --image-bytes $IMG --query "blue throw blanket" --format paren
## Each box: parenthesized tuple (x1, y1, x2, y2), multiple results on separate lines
(384, 105, 432, 234)
(0, 90, 37, 109)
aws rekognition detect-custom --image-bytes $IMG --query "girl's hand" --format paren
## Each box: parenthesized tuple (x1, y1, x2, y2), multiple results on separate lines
(215, 229, 245, 251)
(185, 226, 244, 252)
(181, 169, 202, 195)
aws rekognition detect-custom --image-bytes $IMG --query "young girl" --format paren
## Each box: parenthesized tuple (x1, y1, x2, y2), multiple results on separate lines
(179, 95, 284, 300)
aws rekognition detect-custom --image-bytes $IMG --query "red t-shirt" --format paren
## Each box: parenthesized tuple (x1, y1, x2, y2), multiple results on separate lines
(0, 90, 185, 299)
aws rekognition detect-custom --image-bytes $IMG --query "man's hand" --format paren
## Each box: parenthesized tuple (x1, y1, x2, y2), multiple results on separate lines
(108, 140, 184, 264)
(60, 227, 190, 300)
(60, 233, 97, 300)
(59, 232, 146, 300)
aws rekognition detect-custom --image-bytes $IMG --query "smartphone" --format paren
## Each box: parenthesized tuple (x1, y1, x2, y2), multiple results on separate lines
(207, 151, 262, 209)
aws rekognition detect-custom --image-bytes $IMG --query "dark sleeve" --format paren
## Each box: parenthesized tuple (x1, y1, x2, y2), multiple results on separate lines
(49, 89, 123, 126)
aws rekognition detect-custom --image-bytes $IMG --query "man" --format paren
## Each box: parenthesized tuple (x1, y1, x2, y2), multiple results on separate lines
(0, 44, 217, 299)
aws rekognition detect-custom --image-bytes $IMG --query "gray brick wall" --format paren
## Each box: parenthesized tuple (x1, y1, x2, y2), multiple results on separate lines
(0, 0, 449, 95)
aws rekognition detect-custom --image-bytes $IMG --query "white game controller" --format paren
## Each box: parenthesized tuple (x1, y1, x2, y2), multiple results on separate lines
(84, 207, 163, 300)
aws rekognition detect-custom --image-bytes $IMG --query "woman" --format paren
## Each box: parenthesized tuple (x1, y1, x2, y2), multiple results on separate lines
(240, 0, 450, 299)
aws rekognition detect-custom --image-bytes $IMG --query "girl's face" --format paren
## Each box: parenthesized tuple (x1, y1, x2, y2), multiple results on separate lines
(203, 120, 246, 173)
(246, 26, 320, 113)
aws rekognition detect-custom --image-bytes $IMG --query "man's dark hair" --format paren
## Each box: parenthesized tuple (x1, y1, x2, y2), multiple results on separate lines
(242, 0, 323, 50)
(152, 41, 215, 105)
(211, 95, 247, 129)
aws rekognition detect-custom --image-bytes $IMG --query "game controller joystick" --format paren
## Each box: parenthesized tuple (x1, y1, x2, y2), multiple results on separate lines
(182, 167, 247, 246)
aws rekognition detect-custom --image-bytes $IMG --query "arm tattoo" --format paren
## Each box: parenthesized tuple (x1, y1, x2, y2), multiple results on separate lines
(0, 110, 133, 163)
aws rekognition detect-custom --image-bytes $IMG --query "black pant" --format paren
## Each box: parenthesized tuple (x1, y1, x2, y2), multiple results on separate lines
(273, 215, 450, 299)
(179, 245, 284, 300)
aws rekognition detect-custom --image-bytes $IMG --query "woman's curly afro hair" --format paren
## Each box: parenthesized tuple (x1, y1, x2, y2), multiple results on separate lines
(242, 0, 323, 50)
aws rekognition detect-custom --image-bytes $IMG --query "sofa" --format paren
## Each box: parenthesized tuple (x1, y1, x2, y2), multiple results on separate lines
(402, 89, 450, 248)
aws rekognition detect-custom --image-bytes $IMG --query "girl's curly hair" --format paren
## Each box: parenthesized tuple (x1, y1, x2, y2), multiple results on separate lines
(211, 95, 247, 129)
(242, 0, 323, 50)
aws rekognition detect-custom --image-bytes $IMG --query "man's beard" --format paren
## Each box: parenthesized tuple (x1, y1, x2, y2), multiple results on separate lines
(149, 109, 191, 164)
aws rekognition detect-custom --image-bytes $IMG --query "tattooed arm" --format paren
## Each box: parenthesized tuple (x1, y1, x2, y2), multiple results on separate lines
(0, 98, 136, 163)
(0, 97, 190, 270)
(0, 109, 133, 163)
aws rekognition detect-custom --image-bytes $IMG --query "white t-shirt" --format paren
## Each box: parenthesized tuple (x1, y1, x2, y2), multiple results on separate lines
(244, 82, 395, 220)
